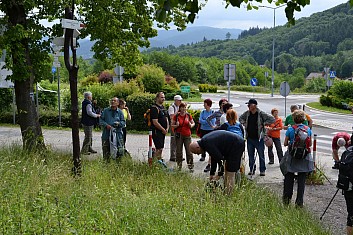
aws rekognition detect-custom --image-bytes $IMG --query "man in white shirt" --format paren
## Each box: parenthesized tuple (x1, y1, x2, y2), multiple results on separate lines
(168, 95, 182, 161)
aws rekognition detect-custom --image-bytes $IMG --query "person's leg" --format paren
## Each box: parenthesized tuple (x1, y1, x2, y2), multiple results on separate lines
(267, 144, 274, 164)
(224, 165, 235, 195)
(170, 133, 177, 161)
(122, 127, 127, 147)
(344, 190, 353, 235)
(283, 172, 295, 205)
(184, 136, 193, 170)
(102, 139, 110, 162)
(295, 172, 307, 207)
(273, 138, 283, 163)
(81, 125, 92, 154)
(152, 130, 165, 160)
(175, 134, 183, 169)
(257, 138, 266, 174)
(247, 138, 256, 174)
(199, 129, 208, 161)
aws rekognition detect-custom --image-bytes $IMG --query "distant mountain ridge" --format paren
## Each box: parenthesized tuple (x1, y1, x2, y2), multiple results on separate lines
(76, 26, 242, 59)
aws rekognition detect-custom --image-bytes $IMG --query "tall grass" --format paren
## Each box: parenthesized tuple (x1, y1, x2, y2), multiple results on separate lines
(0, 146, 329, 234)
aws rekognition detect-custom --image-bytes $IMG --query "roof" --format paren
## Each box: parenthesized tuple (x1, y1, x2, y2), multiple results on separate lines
(306, 72, 324, 80)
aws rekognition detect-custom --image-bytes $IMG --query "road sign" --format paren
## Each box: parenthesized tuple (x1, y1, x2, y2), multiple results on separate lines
(327, 79, 333, 87)
(53, 37, 77, 47)
(329, 71, 336, 78)
(61, 19, 84, 30)
(224, 64, 236, 80)
(180, 86, 190, 93)
(52, 67, 56, 73)
(265, 71, 268, 77)
(250, 78, 257, 86)
(280, 81, 290, 97)
(0, 61, 14, 88)
(53, 62, 61, 67)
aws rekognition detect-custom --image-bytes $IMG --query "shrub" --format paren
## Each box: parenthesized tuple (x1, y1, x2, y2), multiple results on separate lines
(319, 95, 332, 107)
(137, 65, 165, 93)
(112, 80, 141, 100)
(98, 70, 113, 84)
(126, 92, 156, 131)
(0, 88, 13, 112)
(330, 80, 353, 100)
(231, 85, 268, 93)
(80, 74, 99, 86)
(198, 84, 208, 92)
(36, 80, 59, 108)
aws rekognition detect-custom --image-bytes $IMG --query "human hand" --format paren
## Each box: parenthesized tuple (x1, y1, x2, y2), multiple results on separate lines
(162, 128, 167, 135)
(106, 125, 112, 130)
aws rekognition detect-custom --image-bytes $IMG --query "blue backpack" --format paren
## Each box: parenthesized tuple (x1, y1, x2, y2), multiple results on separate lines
(225, 122, 243, 138)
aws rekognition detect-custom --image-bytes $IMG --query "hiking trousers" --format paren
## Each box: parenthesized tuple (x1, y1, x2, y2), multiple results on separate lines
(283, 172, 306, 207)
(267, 137, 283, 163)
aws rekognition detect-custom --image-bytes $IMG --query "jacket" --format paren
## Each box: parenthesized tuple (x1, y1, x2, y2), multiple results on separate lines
(239, 108, 275, 139)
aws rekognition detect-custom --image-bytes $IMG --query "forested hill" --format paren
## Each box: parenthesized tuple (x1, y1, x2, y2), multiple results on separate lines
(145, 2, 353, 65)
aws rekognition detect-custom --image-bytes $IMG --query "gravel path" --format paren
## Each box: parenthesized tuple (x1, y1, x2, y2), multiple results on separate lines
(261, 181, 347, 235)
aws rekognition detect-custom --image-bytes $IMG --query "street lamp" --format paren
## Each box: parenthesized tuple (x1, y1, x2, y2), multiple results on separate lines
(259, 5, 285, 97)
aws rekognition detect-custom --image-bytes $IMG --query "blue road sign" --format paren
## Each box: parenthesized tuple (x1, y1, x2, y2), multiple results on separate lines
(329, 71, 336, 78)
(250, 78, 258, 86)
(52, 66, 56, 73)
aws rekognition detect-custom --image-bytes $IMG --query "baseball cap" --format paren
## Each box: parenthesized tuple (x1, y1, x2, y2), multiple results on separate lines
(337, 138, 346, 147)
(174, 95, 182, 101)
(246, 99, 257, 105)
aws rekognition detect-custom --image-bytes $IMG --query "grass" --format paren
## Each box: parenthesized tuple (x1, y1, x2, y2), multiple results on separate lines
(307, 102, 352, 114)
(0, 146, 330, 234)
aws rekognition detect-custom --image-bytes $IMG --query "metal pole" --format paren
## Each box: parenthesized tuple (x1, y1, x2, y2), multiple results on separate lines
(12, 88, 15, 125)
(271, 8, 275, 97)
(228, 64, 231, 102)
(57, 66, 61, 127)
(36, 83, 39, 115)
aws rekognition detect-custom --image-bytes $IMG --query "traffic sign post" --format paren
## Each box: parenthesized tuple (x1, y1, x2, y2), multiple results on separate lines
(250, 78, 257, 98)
(264, 71, 268, 89)
(180, 86, 190, 98)
(224, 64, 236, 102)
(329, 71, 336, 78)
(280, 81, 290, 117)
(114, 65, 124, 83)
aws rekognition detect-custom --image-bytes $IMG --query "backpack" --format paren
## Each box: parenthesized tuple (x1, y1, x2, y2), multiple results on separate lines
(336, 146, 353, 191)
(144, 105, 159, 127)
(225, 122, 243, 138)
(289, 125, 311, 159)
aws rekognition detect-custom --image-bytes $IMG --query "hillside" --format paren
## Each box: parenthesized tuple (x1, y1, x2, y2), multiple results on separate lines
(146, 2, 353, 65)
(76, 26, 242, 59)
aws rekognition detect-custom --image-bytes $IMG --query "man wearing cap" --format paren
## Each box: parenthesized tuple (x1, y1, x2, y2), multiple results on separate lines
(168, 95, 183, 161)
(239, 99, 275, 176)
(332, 132, 351, 169)
(189, 130, 245, 195)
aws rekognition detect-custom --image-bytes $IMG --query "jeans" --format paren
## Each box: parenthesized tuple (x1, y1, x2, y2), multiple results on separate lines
(268, 137, 283, 163)
(283, 172, 306, 207)
(81, 125, 94, 153)
(247, 137, 266, 173)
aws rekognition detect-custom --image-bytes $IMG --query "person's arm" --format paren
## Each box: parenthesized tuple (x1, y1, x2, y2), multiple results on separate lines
(188, 115, 195, 129)
(239, 112, 247, 126)
(261, 112, 275, 125)
(284, 136, 289, 146)
(171, 115, 179, 129)
(151, 107, 168, 135)
(306, 114, 313, 129)
(87, 104, 100, 118)
(206, 112, 216, 129)
(125, 107, 131, 120)
(199, 110, 208, 125)
(118, 110, 126, 128)
(99, 109, 112, 130)
(332, 149, 339, 162)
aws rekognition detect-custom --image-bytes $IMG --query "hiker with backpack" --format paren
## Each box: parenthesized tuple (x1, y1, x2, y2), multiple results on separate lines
(99, 97, 126, 161)
(150, 92, 169, 161)
(220, 103, 233, 125)
(218, 109, 244, 139)
(265, 108, 284, 164)
(168, 95, 183, 162)
(171, 102, 195, 171)
(281, 109, 314, 208)
(198, 99, 215, 165)
(331, 132, 351, 169)
(189, 130, 245, 195)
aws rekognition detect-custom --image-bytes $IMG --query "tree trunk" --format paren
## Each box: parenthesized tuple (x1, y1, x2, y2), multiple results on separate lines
(9, 1, 45, 151)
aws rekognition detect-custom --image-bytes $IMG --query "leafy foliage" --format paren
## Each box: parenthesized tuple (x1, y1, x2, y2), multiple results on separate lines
(126, 92, 155, 131)
(137, 64, 165, 94)
(0, 89, 13, 112)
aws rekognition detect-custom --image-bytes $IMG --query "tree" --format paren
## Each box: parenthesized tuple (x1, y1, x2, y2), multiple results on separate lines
(226, 32, 231, 40)
(0, 0, 188, 151)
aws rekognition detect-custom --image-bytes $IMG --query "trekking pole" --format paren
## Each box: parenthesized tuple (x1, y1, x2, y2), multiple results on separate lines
(148, 130, 153, 167)
(313, 134, 317, 173)
(320, 188, 340, 220)
(315, 166, 333, 185)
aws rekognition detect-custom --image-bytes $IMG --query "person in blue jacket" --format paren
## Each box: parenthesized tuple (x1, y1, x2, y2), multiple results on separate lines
(99, 97, 125, 161)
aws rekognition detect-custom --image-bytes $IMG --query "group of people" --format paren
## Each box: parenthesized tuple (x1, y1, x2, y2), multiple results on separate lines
(80, 92, 131, 161)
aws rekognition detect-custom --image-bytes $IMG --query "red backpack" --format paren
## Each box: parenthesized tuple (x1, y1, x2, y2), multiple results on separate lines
(289, 125, 311, 159)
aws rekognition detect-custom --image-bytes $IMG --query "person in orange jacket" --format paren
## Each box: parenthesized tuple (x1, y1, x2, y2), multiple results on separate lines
(265, 108, 284, 164)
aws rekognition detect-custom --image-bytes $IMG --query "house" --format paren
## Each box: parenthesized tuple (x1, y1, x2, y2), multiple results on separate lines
(306, 72, 324, 81)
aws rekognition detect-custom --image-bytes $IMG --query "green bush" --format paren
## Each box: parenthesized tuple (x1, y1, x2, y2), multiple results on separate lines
(0, 88, 13, 112)
(112, 80, 141, 100)
(137, 65, 165, 94)
(198, 84, 217, 93)
(36, 80, 59, 108)
(80, 74, 99, 86)
(319, 95, 332, 107)
(231, 85, 268, 93)
(304, 78, 326, 93)
(126, 92, 156, 131)
(330, 80, 353, 100)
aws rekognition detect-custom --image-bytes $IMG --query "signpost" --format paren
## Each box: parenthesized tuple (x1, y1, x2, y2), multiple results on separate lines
(250, 78, 257, 97)
(280, 81, 290, 117)
(180, 85, 190, 98)
(264, 71, 268, 89)
(224, 64, 236, 102)
(0, 61, 15, 124)
(114, 65, 124, 83)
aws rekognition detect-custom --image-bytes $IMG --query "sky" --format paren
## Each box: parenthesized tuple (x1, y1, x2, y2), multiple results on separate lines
(186, 0, 348, 29)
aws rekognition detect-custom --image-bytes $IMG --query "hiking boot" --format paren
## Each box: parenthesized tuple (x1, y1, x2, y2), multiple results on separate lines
(189, 168, 194, 173)
(268, 161, 274, 165)
(200, 156, 205, 161)
(169, 158, 176, 162)
(204, 164, 210, 172)
(332, 163, 339, 170)
(248, 171, 254, 176)
(260, 172, 266, 176)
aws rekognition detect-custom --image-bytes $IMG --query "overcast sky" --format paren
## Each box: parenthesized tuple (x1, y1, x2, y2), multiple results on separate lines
(186, 0, 348, 29)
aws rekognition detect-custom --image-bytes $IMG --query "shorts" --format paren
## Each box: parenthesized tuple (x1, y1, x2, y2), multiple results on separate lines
(344, 190, 353, 227)
(152, 129, 165, 149)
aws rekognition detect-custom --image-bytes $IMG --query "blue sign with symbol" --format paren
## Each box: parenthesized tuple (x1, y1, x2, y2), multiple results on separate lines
(329, 71, 336, 78)
(250, 78, 258, 86)
(52, 67, 56, 74)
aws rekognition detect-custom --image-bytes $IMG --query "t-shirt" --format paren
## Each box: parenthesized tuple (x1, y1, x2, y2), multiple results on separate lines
(150, 104, 168, 129)
(266, 117, 283, 139)
(173, 113, 193, 136)
(218, 122, 244, 138)
(332, 132, 351, 150)
(247, 112, 258, 139)
(285, 113, 309, 126)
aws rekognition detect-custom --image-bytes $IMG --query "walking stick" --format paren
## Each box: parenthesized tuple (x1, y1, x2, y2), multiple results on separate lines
(320, 188, 340, 220)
